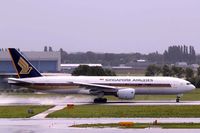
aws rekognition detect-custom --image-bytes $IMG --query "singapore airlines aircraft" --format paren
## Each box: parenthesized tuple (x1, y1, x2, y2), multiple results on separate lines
(7, 48, 195, 103)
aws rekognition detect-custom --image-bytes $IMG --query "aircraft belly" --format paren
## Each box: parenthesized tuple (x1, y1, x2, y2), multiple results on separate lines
(134, 87, 180, 95)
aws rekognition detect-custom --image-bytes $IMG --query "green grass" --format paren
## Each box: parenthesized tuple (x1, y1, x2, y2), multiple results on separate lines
(161, 123, 200, 129)
(71, 123, 200, 129)
(48, 105, 200, 118)
(0, 105, 52, 118)
(71, 123, 149, 128)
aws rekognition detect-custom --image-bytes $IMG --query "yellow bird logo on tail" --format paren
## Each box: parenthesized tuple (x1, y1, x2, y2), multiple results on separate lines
(18, 57, 32, 74)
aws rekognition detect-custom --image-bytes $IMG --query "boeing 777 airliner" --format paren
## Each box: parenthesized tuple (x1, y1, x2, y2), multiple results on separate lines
(7, 48, 195, 103)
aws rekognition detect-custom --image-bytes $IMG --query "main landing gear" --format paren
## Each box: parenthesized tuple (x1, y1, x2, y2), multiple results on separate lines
(94, 98, 107, 103)
(93, 92, 107, 103)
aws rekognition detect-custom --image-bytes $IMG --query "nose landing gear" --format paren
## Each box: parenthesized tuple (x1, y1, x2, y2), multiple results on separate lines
(176, 96, 180, 103)
(176, 94, 182, 103)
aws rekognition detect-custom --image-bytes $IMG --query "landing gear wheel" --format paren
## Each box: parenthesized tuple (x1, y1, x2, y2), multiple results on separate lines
(176, 96, 180, 103)
(94, 98, 107, 103)
(176, 98, 180, 103)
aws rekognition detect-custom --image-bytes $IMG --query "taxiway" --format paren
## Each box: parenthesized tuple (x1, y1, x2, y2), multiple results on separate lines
(0, 118, 200, 133)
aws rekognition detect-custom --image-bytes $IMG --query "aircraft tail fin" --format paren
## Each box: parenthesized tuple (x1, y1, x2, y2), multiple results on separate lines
(8, 48, 42, 78)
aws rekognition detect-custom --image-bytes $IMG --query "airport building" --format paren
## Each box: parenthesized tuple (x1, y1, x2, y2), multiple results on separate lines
(0, 50, 61, 89)
(0, 51, 61, 73)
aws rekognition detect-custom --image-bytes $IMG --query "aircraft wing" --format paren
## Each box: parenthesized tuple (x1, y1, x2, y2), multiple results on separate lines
(72, 81, 117, 89)
(71, 81, 119, 93)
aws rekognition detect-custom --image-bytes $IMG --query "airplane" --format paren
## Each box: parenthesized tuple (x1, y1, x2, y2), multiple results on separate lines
(7, 48, 195, 103)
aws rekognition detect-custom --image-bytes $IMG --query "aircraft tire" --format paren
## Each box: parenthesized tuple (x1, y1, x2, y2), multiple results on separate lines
(94, 98, 107, 103)
(176, 98, 180, 103)
(176, 96, 180, 103)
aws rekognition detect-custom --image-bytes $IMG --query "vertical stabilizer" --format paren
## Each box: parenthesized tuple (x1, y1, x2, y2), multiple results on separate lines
(8, 48, 42, 78)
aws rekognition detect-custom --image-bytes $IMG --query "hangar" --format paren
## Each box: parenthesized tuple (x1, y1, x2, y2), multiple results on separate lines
(0, 50, 61, 89)
(0, 50, 61, 73)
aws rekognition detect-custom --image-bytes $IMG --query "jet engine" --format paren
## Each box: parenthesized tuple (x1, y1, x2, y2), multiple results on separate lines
(117, 88, 135, 100)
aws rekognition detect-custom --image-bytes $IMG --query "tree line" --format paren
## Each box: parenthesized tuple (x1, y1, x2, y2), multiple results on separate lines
(56, 45, 199, 66)
(59, 50, 164, 66)
(44, 46, 53, 52)
(72, 65, 116, 76)
(163, 45, 196, 64)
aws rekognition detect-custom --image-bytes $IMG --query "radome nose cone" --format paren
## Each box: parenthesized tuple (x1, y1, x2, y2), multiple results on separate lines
(191, 85, 196, 90)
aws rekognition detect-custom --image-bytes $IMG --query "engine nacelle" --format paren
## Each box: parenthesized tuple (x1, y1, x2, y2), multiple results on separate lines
(117, 88, 135, 100)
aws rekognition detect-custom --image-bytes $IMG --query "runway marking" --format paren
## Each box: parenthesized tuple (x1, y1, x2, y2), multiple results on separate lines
(31, 105, 67, 119)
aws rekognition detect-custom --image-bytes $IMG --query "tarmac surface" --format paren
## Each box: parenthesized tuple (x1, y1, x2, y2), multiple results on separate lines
(1, 94, 200, 106)
(1, 118, 200, 133)
(1, 94, 200, 132)
(31, 105, 67, 119)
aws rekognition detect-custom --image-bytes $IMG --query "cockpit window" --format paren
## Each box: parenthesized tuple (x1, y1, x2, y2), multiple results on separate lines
(186, 83, 191, 85)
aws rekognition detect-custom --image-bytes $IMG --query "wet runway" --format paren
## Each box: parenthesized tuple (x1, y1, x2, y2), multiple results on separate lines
(1, 94, 200, 106)
(0, 94, 93, 105)
(1, 118, 200, 133)
(1, 94, 200, 132)
(2, 125, 200, 133)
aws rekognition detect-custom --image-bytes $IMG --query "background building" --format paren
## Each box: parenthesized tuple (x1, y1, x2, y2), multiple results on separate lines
(0, 51, 61, 73)
(0, 50, 61, 90)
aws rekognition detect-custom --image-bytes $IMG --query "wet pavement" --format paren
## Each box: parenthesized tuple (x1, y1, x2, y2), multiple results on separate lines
(1, 94, 200, 132)
(1, 118, 200, 133)
(1, 94, 200, 106)
(31, 105, 67, 119)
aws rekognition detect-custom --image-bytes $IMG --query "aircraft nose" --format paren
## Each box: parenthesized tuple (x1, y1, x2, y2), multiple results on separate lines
(188, 84, 196, 91)
(191, 84, 196, 90)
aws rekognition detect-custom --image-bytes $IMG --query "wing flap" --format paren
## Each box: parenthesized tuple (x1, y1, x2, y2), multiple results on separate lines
(72, 81, 115, 88)
(71, 81, 118, 92)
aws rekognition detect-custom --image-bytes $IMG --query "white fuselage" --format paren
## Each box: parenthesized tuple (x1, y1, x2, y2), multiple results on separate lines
(8, 76, 195, 95)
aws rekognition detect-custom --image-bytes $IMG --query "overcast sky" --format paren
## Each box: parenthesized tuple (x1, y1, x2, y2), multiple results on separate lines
(0, 0, 200, 53)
